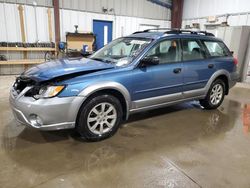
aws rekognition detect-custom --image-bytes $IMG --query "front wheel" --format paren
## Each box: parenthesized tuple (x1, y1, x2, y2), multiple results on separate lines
(200, 79, 226, 109)
(76, 94, 123, 141)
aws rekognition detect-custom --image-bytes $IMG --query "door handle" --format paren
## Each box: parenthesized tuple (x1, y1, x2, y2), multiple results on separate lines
(208, 64, 214, 68)
(173, 68, 182, 74)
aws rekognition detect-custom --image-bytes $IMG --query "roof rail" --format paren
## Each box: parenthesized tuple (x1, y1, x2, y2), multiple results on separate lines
(165, 29, 215, 36)
(143, 28, 173, 32)
(132, 28, 214, 36)
(132, 28, 173, 34)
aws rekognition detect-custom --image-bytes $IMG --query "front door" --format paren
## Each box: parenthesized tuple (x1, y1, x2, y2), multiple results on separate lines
(132, 39, 183, 108)
(93, 20, 113, 50)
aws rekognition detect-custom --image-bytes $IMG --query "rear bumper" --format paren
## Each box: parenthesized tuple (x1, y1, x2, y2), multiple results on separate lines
(9, 87, 86, 130)
(229, 72, 239, 88)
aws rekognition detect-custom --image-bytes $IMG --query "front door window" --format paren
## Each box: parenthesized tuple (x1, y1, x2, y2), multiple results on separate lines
(145, 39, 181, 64)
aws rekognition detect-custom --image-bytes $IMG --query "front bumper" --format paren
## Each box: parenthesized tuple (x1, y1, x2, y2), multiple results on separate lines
(9, 87, 86, 130)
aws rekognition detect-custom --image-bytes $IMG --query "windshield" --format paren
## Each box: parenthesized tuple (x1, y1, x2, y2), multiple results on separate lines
(89, 37, 152, 66)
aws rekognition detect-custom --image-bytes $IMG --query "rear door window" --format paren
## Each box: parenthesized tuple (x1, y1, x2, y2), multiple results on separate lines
(203, 41, 229, 57)
(181, 39, 206, 61)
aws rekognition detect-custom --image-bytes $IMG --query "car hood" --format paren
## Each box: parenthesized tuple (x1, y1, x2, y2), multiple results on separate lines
(22, 58, 115, 82)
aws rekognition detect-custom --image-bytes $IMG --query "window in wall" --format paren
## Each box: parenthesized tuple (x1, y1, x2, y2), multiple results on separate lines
(182, 39, 206, 61)
(145, 40, 180, 64)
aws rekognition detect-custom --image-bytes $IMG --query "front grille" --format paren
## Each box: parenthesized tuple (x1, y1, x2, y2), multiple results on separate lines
(13, 76, 35, 94)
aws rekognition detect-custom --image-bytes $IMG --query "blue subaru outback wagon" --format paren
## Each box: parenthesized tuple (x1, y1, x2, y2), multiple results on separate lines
(10, 29, 239, 141)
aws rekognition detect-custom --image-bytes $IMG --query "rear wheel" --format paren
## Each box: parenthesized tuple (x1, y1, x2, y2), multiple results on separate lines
(76, 94, 123, 141)
(200, 79, 225, 109)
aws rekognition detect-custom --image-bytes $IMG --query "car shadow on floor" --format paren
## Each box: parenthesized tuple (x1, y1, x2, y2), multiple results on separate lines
(126, 101, 202, 123)
(1, 99, 240, 148)
(0, 99, 241, 183)
(2, 100, 239, 145)
(1, 101, 199, 145)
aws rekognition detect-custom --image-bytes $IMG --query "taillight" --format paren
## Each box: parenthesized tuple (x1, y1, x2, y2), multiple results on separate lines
(233, 57, 238, 65)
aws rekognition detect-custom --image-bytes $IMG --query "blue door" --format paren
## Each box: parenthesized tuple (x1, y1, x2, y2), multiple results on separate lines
(181, 39, 216, 97)
(93, 20, 113, 50)
(133, 63, 183, 101)
(131, 39, 183, 107)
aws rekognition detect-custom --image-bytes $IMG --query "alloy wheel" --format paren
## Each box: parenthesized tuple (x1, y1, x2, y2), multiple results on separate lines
(210, 83, 223, 105)
(87, 102, 117, 135)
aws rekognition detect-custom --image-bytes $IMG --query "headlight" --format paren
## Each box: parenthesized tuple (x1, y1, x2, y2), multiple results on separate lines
(34, 85, 65, 99)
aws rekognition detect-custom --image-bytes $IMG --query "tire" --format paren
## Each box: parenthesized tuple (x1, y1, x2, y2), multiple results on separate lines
(76, 94, 123, 141)
(200, 79, 226, 110)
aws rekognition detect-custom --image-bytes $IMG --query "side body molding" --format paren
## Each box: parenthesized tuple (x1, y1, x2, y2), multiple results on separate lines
(183, 69, 231, 98)
(77, 70, 232, 120)
(204, 69, 230, 94)
(79, 82, 132, 120)
(130, 69, 232, 114)
(184, 69, 231, 98)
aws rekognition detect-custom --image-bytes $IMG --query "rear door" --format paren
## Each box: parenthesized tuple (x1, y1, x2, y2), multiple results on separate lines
(181, 38, 216, 98)
(202, 40, 235, 73)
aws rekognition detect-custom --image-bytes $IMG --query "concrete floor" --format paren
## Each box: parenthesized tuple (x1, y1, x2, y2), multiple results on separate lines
(1, 76, 250, 188)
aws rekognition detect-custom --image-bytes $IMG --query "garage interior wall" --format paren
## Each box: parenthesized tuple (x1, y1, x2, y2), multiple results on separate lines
(59, 10, 170, 42)
(0, 0, 171, 74)
(182, 0, 250, 30)
(0, 0, 171, 43)
(0, 2, 56, 74)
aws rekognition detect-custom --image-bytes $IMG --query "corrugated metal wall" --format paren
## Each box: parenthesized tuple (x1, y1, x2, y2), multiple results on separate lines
(182, 0, 250, 30)
(60, 9, 170, 42)
(0, 2, 55, 74)
(0, 0, 171, 75)
(183, 0, 250, 19)
(0, 0, 52, 6)
(0, 0, 171, 20)
(0, 3, 54, 42)
(59, 0, 171, 20)
(0, 1, 170, 43)
(0, 3, 54, 56)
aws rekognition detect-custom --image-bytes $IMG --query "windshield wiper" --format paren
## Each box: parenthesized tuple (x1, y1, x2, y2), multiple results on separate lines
(103, 59, 114, 64)
(91, 57, 113, 64)
(90, 57, 104, 62)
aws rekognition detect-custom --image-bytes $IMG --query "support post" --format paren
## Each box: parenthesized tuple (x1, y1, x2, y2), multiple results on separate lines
(18, 5, 26, 43)
(18, 5, 28, 69)
(53, 0, 60, 50)
(171, 0, 184, 29)
(47, 8, 53, 42)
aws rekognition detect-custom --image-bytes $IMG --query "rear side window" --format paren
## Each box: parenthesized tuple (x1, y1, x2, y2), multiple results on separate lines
(181, 39, 206, 61)
(203, 41, 229, 57)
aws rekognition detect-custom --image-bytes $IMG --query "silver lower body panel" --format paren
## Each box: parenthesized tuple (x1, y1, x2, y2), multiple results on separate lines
(10, 89, 86, 130)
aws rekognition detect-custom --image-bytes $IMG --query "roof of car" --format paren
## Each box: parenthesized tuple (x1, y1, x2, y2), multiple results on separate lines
(128, 28, 221, 41)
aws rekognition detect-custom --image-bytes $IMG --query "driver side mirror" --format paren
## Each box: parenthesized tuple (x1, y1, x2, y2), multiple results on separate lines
(140, 56, 159, 67)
